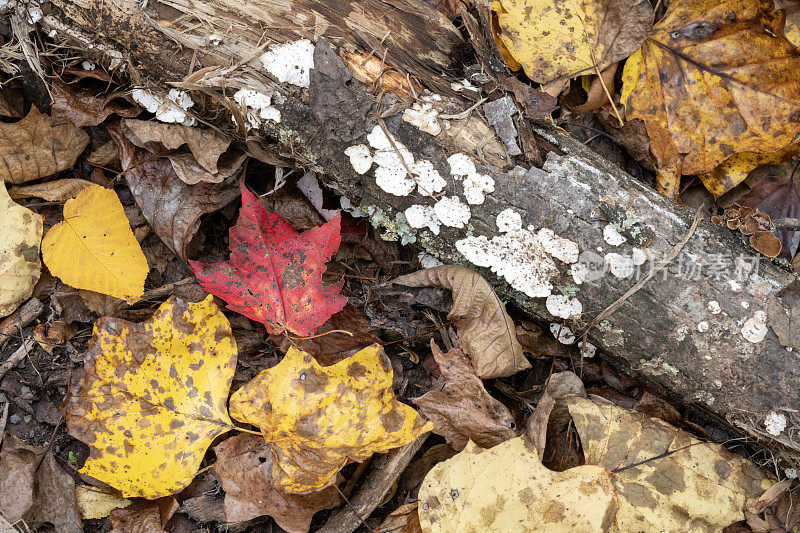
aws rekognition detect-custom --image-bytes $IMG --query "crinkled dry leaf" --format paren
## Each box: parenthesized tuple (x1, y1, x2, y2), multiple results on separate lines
(567, 395, 773, 531)
(191, 182, 347, 337)
(525, 371, 585, 457)
(393, 266, 529, 379)
(0, 438, 82, 532)
(377, 503, 423, 533)
(75, 486, 132, 520)
(8, 178, 94, 202)
(0, 180, 43, 317)
(229, 344, 433, 493)
(622, 0, 800, 199)
(213, 433, 341, 532)
(109, 125, 240, 260)
(121, 119, 246, 185)
(767, 280, 800, 349)
(491, 0, 653, 85)
(418, 437, 616, 532)
(66, 295, 237, 498)
(41, 184, 148, 303)
(51, 77, 140, 128)
(109, 497, 179, 533)
(0, 106, 89, 183)
(412, 341, 517, 450)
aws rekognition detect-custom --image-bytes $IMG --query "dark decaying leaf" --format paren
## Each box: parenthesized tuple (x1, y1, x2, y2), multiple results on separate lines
(413, 341, 518, 450)
(213, 433, 341, 532)
(109, 497, 179, 533)
(108, 123, 240, 260)
(51, 77, 141, 128)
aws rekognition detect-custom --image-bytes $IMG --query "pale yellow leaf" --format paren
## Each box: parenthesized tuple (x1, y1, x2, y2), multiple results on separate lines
(41, 184, 148, 303)
(0, 181, 43, 317)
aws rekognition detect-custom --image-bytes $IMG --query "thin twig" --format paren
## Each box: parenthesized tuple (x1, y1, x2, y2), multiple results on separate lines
(582, 208, 703, 338)
(773, 217, 800, 232)
(439, 97, 488, 120)
(0, 338, 35, 382)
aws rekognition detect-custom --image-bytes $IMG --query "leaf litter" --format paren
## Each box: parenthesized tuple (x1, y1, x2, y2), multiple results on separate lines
(1, 6, 799, 533)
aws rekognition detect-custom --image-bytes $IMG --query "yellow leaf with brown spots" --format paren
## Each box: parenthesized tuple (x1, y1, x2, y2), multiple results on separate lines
(229, 344, 433, 494)
(419, 395, 774, 532)
(622, 0, 800, 199)
(65, 295, 237, 499)
(42, 184, 148, 303)
(490, 0, 653, 86)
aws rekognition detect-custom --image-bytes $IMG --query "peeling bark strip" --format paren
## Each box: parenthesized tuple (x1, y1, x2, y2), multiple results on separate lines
(42, 1, 800, 453)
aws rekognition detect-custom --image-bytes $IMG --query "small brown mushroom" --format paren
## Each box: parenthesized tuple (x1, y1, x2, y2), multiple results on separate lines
(726, 218, 741, 230)
(710, 214, 723, 226)
(750, 230, 782, 258)
(737, 205, 755, 218)
(740, 216, 760, 235)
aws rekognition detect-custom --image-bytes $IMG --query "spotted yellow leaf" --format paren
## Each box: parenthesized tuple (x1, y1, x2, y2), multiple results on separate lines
(491, 0, 653, 86)
(66, 295, 237, 498)
(700, 144, 800, 196)
(0, 181, 43, 317)
(42, 184, 148, 303)
(229, 344, 433, 493)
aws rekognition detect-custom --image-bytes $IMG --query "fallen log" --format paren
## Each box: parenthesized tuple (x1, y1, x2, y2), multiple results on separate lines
(31, 0, 800, 455)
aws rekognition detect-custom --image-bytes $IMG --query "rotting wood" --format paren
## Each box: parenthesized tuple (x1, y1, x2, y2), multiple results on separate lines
(36, 0, 800, 457)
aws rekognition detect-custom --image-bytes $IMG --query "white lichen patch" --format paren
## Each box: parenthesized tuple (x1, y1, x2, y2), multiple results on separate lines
(433, 196, 470, 228)
(233, 89, 281, 128)
(697, 321, 709, 333)
(462, 173, 495, 205)
(82, 61, 96, 71)
(538, 228, 579, 264)
(546, 295, 582, 319)
(496, 208, 522, 233)
(707, 301, 721, 315)
(728, 280, 743, 292)
(402, 102, 441, 136)
(457, 228, 567, 298)
(260, 39, 315, 88)
(605, 252, 635, 279)
(132, 88, 196, 126)
(375, 164, 415, 196)
(765, 411, 787, 436)
(451, 79, 480, 92)
(741, 301, 750, 310)
(631, 248, 648, 266)
(579, 340, 596, 358)
(741, 311, 768, 343)
(344, 144, 373, 174)
(603, 225, 626, 246)
(367, 125, 394, 151)
(404, 204, 440, 235)
(447, 153, 476, 177)
(410, 160, 446, 197)
(550, 323, 576, 345)
(570, 263, 589, 285)
(786, 468, 798, 479)
(419, 252, 443, 269)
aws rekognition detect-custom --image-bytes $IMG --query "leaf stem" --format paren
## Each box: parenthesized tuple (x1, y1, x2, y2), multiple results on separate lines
(592, 53, 623, 127)
(286, 329, 355, 341)
(231, 425, 263, 436)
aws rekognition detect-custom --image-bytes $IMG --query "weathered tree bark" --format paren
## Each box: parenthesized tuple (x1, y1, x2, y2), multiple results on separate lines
(37, 0, 800, 454)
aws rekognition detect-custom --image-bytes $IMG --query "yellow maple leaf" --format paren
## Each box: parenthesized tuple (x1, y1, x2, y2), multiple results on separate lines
(65, 295, 238, 498)
(0, 181, 43, 317)
(490, 0, 653, 86)
(229, 344, 434, 494)
(42, 184, 148, 303)
(622, 0, 800, 199)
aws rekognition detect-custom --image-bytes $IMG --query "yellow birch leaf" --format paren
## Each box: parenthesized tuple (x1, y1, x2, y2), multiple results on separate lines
(65, 295, 238, 498)
(229, 344, 434, 494)
(0, 181, 43, 317)
(42, 184, 148, 303)
(622, 0, 800, 199)
(491, 0, 653, 86)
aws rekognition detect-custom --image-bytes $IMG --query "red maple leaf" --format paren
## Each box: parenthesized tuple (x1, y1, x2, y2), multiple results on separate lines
(190, 183, 347, 336)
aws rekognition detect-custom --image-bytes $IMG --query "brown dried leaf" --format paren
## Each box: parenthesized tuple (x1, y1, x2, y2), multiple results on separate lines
(393, 266, 529, 378)
(376, 503, 423, 533)
(0, 106, 89, 184)
(213, 433, 340, 532)
(0, 435, 38, 523)
(8, 178, 94, 202)
(108, 124, 240, 260)
(51, 77, 140, 128)
(121, 119, 246, 184)
(525, 371, 585, 458)
(412, 341, 517, 451)
(750, 230, 782, 258)
(268, 304, 381, 365)
(767, 280, 800, 349)
(109, 497, 179, 533)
